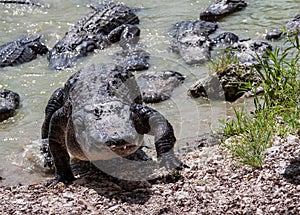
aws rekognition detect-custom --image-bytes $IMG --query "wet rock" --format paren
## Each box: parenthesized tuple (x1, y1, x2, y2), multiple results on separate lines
(286, 14, 300, 36)
(169, 20, 218, 65)
(0, 34, 48, 67)
(212, 32, 239, 45)
(188, 63, 261, 102)
(136, 70, 185, 103)
(0, 89, 20, 121)
(266, 14, 300, 40)
(230, 39, 272, 64)
(265, 29, 283, 40)
(113, 48, 150, 71)
(200, 0, 247, 22)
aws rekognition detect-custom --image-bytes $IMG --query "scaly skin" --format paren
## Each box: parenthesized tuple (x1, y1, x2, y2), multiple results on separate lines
(41, 64, 185, 186)
(0, 34, 48, 67)
(48, 2, 140, 70)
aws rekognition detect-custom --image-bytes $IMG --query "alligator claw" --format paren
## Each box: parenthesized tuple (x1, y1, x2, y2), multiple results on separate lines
(45, 174, 75, 187)
(158, 151, 189, 170)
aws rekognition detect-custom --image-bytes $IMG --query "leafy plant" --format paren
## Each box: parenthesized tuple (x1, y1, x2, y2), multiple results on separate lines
(221, 32, 300, 168)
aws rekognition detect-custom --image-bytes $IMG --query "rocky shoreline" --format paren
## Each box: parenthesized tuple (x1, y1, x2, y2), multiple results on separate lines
(1, 134, 299, 214)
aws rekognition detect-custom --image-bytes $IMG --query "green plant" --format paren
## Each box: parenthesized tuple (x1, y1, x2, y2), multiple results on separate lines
(207, 51, 238, 75)
(221, 32, 300, 168)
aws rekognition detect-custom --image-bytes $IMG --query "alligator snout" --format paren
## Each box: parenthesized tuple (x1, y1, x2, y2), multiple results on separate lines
(105, 138, 139, 157)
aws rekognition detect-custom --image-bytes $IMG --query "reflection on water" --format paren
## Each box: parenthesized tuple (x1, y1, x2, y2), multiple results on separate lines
(0, 0, 299, 185)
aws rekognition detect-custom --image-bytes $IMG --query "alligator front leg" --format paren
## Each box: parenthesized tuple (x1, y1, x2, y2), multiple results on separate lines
(46, 106, 75, 186)
(130, 103, 186, 170)
(41, 88, 65, 168)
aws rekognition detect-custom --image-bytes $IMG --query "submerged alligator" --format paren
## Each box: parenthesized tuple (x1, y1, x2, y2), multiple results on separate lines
(0, 35, 48, 67)
(0, 0, 41, 6)
(0, 89, 20, 122)
(48, 1, 140, 70)
(41, 63, 185, 185)
(200, 0, 247, 22)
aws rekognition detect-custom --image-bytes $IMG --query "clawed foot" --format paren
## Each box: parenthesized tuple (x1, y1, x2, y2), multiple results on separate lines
(158, 151, 189, 170)
(45, 173, 75, 187)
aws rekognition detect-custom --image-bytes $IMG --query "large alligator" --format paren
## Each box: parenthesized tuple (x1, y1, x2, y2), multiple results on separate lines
(0, 89, 20, 122)
(0, 35, 48, 67)
(41, 63, 185, 185)
(48, 1, 140, 70)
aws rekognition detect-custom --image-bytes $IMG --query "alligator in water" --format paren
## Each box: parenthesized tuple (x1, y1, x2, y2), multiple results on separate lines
(200, 0, 247, 22)
(0, 89, 20, 121)
(0, 34, 48, 67)
(41, 63, 185, 185)
(48, 1, 140, 70)
(0, 0, 41, 6)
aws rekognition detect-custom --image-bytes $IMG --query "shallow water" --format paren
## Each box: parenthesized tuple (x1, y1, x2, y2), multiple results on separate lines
(0, 0, 299, 185)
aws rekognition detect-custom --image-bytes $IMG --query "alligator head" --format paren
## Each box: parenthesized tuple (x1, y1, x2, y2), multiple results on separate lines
(71, 100, 143, 160)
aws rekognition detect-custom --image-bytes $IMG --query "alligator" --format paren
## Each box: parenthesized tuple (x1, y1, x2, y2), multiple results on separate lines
(137, 70, 185, 103)
(41, 63, 185, 185)
(48, 1, 140, 70)
(0, 89, 20, 122)
(0, 0, 41, 6)
(0, 34, 48, 67)
(200, 0, 247, 22)
(169, 20, 218, 65)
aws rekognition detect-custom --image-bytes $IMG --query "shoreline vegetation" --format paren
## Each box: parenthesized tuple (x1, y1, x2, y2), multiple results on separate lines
(221, 31, 300, 168)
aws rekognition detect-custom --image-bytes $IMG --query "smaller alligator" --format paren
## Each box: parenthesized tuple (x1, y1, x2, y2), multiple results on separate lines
(200, 0, 247, 22)
(137, 70, 185, 103)
(0, 89, 20, 121)
(0, 35, 48, 67)
(0, 0, 41, 6)
(48, 1, 140, 70)
(41, 63, 185, 185)
(169, 20, 218, 65)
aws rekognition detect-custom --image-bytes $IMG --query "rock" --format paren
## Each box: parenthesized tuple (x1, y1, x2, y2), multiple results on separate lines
(188, 63, 261, 102)
(113, 48, 150, 71)
(200, 0, 247, 22)
(169, 20, 218, 65)
(266, 14, 300, 40)
(0, 89, 20, 121)
(136, 70, 185, 103)
(230, 39, 272, 64)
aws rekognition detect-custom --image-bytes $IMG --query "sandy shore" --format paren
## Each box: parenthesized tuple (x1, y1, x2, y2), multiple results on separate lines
(1, 134, 300, 214)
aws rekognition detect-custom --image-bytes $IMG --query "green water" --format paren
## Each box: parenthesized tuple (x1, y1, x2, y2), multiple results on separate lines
(0, 0, 299, 185)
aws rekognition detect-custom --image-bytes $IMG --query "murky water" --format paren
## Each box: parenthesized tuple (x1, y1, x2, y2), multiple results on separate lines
(0, 0, 299, 185)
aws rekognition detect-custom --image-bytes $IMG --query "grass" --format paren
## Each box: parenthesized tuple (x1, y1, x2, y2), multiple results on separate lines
(220, 32, 300, 168)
